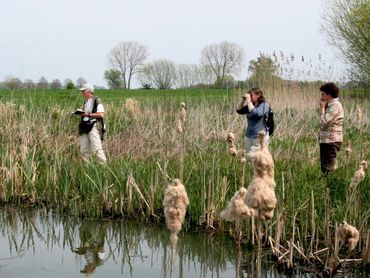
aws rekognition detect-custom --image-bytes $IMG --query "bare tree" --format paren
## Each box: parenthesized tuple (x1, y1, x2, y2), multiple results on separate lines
(107, 41, 149, 89)
(76, 77, 87, 88)
(176, 64, 200, 88)
(50, 79, 62, 89)
(198, 64, 216, 87)
(37, 76, 49, 90)
(23, 79, 35, 90)
(201, 41, 245, 88)
(139, 59, 177, 89)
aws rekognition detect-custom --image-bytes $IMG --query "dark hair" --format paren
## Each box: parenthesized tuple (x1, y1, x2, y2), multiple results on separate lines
(248, 87, 265, 104)
(320, 82, 339, 98)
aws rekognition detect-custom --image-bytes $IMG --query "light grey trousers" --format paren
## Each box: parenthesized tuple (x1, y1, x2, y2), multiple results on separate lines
(245, 134, 270, 155)
(80, 125, 107, 164)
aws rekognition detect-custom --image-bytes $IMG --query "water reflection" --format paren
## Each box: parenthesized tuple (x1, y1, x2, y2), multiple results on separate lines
(0, 206, 309, 277)
(73, 220, 107, 274)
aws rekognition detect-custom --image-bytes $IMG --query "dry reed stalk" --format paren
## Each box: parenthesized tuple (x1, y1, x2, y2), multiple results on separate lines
(176, 103, 186, 180)
(309, 190, 316, 253)
(324, 176, 331, 247)
(240, 150, 246, 187)
(334, 223, 340, 263)
(291, 241, 308, 262)
(235, 250, 242, 278)
(128, 174, 152, 213)
(126, 174, 133, 213)
(220, 176, 228, 206)
(251, 217, 255, 246)
(288, 213, 296, 269)
(274, 209, 286, 256)
(363, 230, 370, 263)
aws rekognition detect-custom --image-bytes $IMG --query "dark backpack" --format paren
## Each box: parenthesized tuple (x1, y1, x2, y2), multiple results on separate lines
(92, 97, 106, 141)
(264, 103, 275, 136)
(80, 97, 106, 140)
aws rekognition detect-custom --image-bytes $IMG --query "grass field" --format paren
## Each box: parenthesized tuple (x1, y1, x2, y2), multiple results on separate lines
(0, 85, 369, 251)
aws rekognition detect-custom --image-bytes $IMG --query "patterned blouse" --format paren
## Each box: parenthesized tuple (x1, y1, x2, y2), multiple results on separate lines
(319, 98, 344, 143)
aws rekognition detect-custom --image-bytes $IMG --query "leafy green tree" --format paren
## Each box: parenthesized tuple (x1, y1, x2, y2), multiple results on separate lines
(64, 79, 75, 90)
(321, 0, 370, 85)
(4, 76, 22, 89)
(247, 54, 281, 87)
(104, 69, 123, 89)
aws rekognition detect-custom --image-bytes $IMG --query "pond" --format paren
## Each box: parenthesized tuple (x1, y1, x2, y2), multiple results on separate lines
(0, 206, 319, 277)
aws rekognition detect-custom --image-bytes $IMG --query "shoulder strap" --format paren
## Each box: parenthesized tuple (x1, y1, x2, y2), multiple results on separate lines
(263, 102, 268, 129)
(92, 97, 102, 113)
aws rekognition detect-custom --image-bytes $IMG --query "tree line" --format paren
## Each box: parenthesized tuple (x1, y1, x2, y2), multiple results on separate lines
(3, 0, 368, 90)
(2, 76, 88, 90)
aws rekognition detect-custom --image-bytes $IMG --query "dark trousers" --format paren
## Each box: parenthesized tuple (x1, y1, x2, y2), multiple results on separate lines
(320, 142, 342, 174)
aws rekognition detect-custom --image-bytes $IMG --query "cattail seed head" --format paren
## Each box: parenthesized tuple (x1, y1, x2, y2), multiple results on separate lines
(163, 179, 189, 235)
(220, 187, 252, 223)
(176, 119, 183, 134)
(355, 106, 362, 128)
(179, 102, 186, 123)
(345, 144, 352, 156)
(349, 160, 367, 189)
(336, 221, 359, 251)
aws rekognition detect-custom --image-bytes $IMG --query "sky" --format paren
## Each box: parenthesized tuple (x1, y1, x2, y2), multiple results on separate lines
(0, 0, 344, 88)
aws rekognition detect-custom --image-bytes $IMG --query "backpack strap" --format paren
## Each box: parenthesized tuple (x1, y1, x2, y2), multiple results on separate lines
(92, 97, 102, 113)
(263, 102, 268, 131)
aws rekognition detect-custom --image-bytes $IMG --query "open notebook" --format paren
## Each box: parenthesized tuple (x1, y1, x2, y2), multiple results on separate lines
(72, 109, 85, 115)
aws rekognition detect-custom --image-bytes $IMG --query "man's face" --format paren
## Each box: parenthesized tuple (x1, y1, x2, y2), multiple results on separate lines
(82, 90, 92, 98)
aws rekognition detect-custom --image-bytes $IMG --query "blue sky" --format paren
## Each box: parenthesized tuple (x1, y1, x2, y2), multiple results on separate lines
(0, 0, 344, 87)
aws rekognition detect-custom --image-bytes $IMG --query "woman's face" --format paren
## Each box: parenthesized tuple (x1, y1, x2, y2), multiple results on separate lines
(321, 92, 331, 102)
(250, 93, 259, 103)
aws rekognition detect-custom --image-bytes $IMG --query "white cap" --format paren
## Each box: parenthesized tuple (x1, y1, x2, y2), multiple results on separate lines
(78, 83, 94, 93)
(97, 251, 105, 260)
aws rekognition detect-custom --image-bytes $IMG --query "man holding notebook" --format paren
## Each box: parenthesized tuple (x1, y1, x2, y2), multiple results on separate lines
(77, 83, 107, 164)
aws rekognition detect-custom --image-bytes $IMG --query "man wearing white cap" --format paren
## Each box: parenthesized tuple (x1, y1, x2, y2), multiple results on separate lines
(77, 83, 107, 164)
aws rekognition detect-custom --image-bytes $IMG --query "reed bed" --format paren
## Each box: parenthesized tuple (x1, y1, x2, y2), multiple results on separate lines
(0, 85, 369, 274)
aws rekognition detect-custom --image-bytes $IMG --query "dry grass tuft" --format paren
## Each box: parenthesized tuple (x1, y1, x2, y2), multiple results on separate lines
(124, 98, 139, 119)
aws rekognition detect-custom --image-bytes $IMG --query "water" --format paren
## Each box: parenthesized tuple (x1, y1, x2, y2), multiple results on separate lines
(0, 206, 315, 277)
